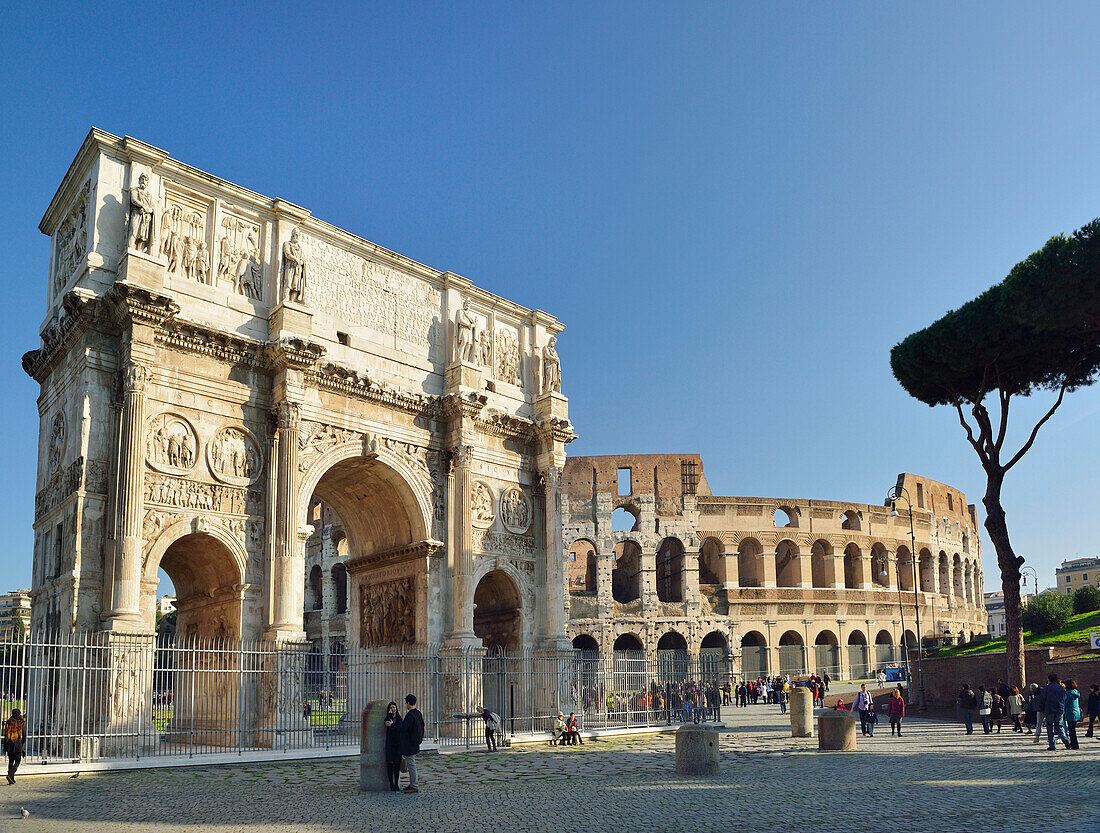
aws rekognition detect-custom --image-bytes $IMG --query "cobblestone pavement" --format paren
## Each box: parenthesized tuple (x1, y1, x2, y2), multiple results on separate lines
(3, 706, 1099, 832)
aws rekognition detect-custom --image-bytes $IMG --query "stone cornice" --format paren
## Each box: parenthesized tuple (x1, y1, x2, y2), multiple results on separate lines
(346, 539, 444, 574)
(308, 362, 443, 418)
(104, 281, 180, 329)
(156, 320, 266, 368)
(440, 391, 488, 423)
(22, 289, 103, 383)
(264, 337, 326, 372)
(535, 415, 577, 446)
(476, 409, 536, 442)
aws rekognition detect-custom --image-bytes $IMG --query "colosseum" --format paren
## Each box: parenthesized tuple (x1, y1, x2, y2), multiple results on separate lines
(562, 455, 987, 681)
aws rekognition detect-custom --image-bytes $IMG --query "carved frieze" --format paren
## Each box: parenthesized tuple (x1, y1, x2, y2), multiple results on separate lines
(145, 472, 261, 516)
(297, 421, 362, 472)
(495, 327, 520, 385)
(359, 577, 416, 646)
(208, 426, 263, 486)
(161, 190, 211, 283)
(145, 413, 199, 475)
(471, 481, 495, 527)
(217, 212, 263, 299)
(54, 182, 89, 294)
(473, 529, 535, 557)
(499, 487, 531, 534)
(34, 456, 108, 521)
(47, 412, 66, 474)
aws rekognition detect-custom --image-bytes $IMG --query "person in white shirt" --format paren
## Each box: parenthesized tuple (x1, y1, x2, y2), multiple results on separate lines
(853, 684, 875, 736)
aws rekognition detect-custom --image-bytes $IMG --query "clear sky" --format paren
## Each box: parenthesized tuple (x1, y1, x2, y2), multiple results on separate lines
(2, 2, 1099, 598)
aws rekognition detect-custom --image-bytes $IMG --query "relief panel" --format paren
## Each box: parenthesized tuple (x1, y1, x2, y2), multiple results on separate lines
(161, 188, 212, 284)
(217, 209, 264, 300)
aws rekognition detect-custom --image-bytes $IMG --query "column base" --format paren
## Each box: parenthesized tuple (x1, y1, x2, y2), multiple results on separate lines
(269, 301, 313, 340)
(264, 626, 308, 643)
(443, 630, 482, 650)
(539, 636, 573, 651)
(100, 612, 148, 634)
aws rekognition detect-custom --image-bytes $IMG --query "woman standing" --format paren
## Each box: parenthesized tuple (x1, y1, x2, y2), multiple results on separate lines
(1008, 686, 1024, 733)
(887, 689, 905, 736)
(3, 708, 25, 784)
(383, 701, 404, 791)
(1064, 680, 1081, 750)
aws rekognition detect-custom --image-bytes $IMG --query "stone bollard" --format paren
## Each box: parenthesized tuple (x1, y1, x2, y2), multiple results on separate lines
(789, 686, 813, 737)
(675, 724, 720, 775)
(359, 700, 392, 791)
(817, 710, 857, 751)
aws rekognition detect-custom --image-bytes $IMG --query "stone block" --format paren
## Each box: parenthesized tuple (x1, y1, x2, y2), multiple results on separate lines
(789, 686, 813, 737)
(444, 360, 482, 393)
(534, 390, 568, 420)
(359, 699, 392, 791)
(269, 301, 313, 341)
(116, 250, 164, 291)
(674, 724, 720, 775)
(818, 711, 857, 751)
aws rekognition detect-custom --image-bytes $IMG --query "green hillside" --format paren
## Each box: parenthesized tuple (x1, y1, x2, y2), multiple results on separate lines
(934, 610, 1100, 657)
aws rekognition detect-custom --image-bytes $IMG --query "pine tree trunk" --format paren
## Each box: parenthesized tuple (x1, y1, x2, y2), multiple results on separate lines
(982, 470, 1025, 688)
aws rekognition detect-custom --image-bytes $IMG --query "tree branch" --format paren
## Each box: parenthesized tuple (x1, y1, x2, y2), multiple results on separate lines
(953, 398, 987, 463)
(1003, 378, 1072, 472)
(995, 384, 1010, 452)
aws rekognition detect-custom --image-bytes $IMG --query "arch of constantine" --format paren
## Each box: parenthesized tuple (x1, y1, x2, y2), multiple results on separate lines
(563, 455, 987, 680)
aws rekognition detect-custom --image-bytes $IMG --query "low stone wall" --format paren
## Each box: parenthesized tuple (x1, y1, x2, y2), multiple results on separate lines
(917, 647, 1100, 706)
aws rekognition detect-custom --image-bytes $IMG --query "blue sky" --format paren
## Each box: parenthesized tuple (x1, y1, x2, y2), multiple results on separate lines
(3, 2, 1099, 597)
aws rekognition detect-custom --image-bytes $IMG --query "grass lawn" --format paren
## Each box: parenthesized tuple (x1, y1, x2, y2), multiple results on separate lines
(934, 609, 1100, 657)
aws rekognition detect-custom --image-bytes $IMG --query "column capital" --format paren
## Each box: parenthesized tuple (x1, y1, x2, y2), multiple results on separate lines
(276, 400, 302, 431)
(540, 465, 563, 490)
(449, 443, 473, 469)
(122, 362, 148, 393)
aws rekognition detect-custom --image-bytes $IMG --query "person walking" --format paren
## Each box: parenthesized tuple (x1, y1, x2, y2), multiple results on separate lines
(1063, 679, 1081, 750)
(383, 701, 404, 791)
(401, 694, 425, 792)
(1085, 684, 1099, 738)
(823, 672, 830, 693)
(887, 688, 905, 736)
(1041, 674, 1070, 751)
(977, 685, 993, 734)
(853, 684, 874, 736)
(957, 684, 977, 735)
(3, 708, 25, 784)
(481, 707, 500, 752)
(1027, 683, 1047, 743)
(1008, 685, 1024, 733)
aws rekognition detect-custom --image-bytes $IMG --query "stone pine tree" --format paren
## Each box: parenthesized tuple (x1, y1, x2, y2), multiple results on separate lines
(890, 219, 1100, 687)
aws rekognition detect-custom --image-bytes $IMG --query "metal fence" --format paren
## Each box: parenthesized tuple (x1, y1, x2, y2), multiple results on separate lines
(0, 633, 738, 765)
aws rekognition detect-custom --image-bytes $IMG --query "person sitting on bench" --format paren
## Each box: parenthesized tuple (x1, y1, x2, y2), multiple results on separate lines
(552, 712, 567, 745)
(565, 712, 583, 745)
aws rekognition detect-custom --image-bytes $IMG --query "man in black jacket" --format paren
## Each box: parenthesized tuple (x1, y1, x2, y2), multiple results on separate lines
(401, 694, 425, 793)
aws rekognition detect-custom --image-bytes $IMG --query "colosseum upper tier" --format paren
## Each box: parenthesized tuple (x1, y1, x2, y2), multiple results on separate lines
(563, 455, 987, 680)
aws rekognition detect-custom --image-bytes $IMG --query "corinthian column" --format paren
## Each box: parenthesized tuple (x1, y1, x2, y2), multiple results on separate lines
(105, 362, 148, 632)
(541, 465, 570, 647)
(269, 401, 305, 640)
(448, 444, 477, 644)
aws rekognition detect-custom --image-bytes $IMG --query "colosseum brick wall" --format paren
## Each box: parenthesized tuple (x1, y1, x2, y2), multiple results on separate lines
(563, 454, 987, 680)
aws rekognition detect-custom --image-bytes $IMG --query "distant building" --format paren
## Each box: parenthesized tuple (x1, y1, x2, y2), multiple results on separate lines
(984, 591, 1031, 638)
(1055, 557, 1100, 596)
(0, 589, 32, 641)
(158, 596, 176, 616)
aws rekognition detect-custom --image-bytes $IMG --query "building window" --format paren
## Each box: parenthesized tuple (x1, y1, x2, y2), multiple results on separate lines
(681, 460, 699, 495)
(947, 493, 954, 511)
(617, 468, 631, 496)
(1084, 573, 1089, 581)
(54, 522, 63, 577)
(916, 483, 924, 508)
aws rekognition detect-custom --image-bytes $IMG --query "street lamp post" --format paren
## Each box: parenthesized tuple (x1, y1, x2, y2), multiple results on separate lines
(888, 486, 927, 711)
(1020, 566, 1038, 599)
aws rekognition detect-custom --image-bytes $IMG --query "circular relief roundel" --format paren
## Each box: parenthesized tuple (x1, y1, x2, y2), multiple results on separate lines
(145, 413, 199, 475)
(207, 426, 263, 486)
(499, 487, 531, 534)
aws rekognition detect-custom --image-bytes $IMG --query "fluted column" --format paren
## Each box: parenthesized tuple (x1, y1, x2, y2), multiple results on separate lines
(269, 401, 304, 639)
(448, 444, 476, 643)
(541, 465, 569, 646)
(105, 362, 148, 631)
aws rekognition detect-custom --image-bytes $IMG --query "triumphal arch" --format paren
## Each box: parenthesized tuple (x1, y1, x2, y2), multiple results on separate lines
(25, 129, 575, 657)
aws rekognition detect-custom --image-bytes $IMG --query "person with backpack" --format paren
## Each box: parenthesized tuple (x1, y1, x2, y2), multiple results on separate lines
(3, 708, 25, 784)
(481, 707, 500, 751)
(976, 685, 994, 734)
(990, 688, 1006, 733)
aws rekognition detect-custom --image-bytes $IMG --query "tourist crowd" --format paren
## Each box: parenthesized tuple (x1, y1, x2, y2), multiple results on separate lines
(956, 675, 1099, 751)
